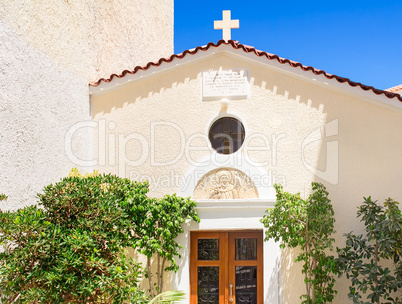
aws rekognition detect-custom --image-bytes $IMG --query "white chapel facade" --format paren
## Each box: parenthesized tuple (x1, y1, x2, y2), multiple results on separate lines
(89, 14, 402, 301)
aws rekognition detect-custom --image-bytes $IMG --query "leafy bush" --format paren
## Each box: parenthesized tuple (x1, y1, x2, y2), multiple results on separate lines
(0, 171, 188, 303)
(261, 183, 337, 303)
(337, 197, 402, 304)
(135, 194, 199, 297)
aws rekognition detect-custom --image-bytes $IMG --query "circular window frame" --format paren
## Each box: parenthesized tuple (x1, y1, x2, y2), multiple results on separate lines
(208, 116, 246, 155)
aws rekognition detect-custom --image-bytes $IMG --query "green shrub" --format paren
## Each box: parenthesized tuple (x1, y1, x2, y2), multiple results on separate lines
(0, 172, 150, 303)
(337, 197, 402, 304)
(261, 183, 337, 303)
(137, 194, 199, 297)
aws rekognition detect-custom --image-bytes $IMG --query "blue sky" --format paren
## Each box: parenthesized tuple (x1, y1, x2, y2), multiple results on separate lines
(174, 0, 401, 90)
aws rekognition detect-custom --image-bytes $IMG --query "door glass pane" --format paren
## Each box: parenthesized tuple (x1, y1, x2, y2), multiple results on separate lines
(235, 266, 257, 304)
(198, 239, 219, 260)
(198, 266, 219, 304)
(235, 238, 257, 260)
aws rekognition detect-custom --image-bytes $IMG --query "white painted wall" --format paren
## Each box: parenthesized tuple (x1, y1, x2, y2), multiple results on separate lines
(0, 1, 173, 209)
(91, 51, 402, 303)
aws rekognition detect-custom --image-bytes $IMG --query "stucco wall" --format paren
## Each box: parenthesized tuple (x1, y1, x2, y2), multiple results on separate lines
(91, 53, 402, 303)
(0, 0, 173, 209)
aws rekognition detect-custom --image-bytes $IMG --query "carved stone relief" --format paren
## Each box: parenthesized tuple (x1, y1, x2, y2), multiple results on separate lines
(193, 168, 258, 199)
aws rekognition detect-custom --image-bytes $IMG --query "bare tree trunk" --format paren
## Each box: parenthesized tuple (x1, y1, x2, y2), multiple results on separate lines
(307, 243, 312, 301)
(147, 257, 154, 298)
(157, 252, 161, 294)
(305, 224, 311, 301)
(311, 256, 317, 302)
(156, 237, 162, 294)
(160, 257, 166, 292)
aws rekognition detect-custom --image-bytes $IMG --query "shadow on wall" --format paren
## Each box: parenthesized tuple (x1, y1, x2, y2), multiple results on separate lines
(176, 220, 199, 287)
(91, 66, 200, 117)
(265, 256, 281, 304)
(278, 246, 305, 304)
(92, 57, 328, 118)
(251, 69, 327, 113)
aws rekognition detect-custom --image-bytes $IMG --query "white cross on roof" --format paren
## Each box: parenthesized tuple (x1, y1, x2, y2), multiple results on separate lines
(214, 10, 239, 41)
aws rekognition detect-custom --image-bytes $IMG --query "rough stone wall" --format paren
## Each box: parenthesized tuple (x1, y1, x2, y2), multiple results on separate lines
(89, 0, 174, 81)
(0, 0, 173, 209)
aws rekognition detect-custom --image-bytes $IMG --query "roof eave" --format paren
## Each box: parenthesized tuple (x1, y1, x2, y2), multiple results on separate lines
(89, 45, 222, 96)
(89, 40, 402, 112)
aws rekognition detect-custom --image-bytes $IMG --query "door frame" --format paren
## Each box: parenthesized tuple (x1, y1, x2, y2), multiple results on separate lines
(190, 230, 264, 304)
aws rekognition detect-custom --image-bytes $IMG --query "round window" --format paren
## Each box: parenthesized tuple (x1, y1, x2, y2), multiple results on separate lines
(209, 117, 245, 154)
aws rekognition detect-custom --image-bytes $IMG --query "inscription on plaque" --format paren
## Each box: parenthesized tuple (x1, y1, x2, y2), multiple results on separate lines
(193, 168, 258, 199)
(202, 69, 250, 100)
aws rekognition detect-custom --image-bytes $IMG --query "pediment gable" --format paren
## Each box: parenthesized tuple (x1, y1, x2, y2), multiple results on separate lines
(89, 40, 402, 110)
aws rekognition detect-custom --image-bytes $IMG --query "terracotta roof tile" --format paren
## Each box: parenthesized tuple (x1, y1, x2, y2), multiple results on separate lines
(386, 84, 402, 93)
(90, 40, 402, 102)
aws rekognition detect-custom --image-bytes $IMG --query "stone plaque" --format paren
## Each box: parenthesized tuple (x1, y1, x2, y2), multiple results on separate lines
(202, 69, 250, 100)
(193, 168, 258, 199)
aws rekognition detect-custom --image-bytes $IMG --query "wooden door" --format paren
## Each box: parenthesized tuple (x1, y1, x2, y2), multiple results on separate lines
(190, 231, 263, 304)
